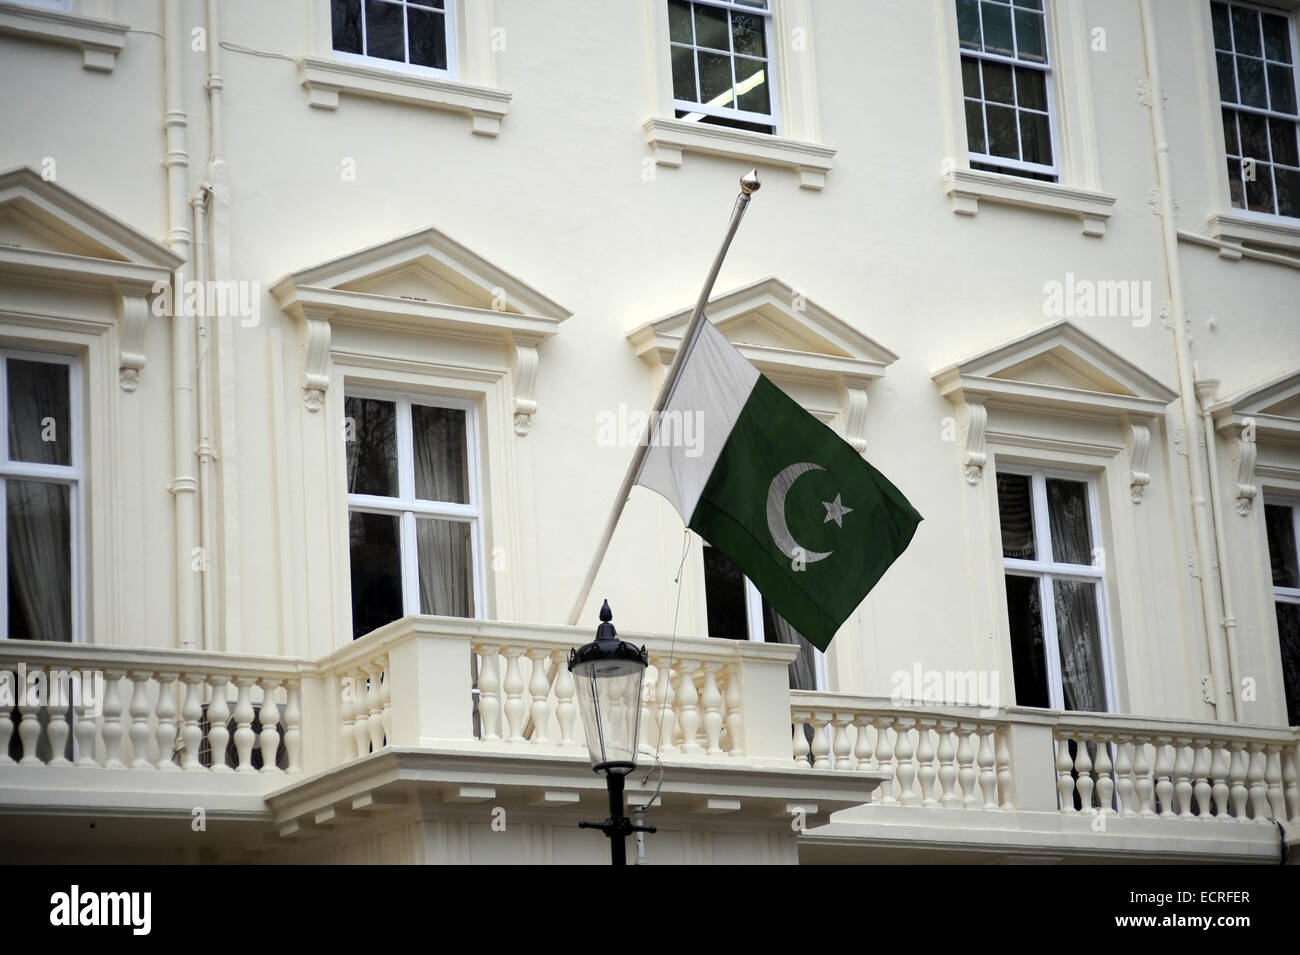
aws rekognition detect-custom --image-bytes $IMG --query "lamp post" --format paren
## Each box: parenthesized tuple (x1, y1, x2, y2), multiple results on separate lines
(568, 599, 656, 865)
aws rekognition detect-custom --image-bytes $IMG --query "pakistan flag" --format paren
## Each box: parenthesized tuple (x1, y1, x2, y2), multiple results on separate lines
(637, 319, 922, 651)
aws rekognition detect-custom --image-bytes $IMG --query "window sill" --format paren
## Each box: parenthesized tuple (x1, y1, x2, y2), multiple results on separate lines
(1206, 210, 1300, 259)
(0, 1, 128, 71)
(296, 56, 511, 136)
(643, 117, 836, 190)
(941, 165, 1116, 237)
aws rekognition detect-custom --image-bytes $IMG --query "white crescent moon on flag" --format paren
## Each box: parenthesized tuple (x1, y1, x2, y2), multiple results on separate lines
(766, 462, 833, 563)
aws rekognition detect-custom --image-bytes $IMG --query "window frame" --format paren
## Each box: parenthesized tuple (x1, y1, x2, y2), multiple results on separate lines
(1265, 495, 1300, 605)
(1211, 0, 1300, 222)
(996, 463, 1116, 712)
(958, 0, 1062, 181)
(343, 385, 485, 628)
(668, 0, 782, 135)
(330, 0, 459, 81)
(0, 346, 84, 644)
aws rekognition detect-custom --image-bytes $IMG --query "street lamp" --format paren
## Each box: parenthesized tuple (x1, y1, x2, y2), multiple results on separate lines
(568, 599, 656, 864)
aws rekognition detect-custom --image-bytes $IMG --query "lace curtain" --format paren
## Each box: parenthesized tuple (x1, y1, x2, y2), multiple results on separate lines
(413, 406, 471, 618)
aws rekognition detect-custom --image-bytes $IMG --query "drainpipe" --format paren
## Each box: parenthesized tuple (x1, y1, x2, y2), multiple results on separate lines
(1196, 377, 1245, 721)
(1138, 0, 1234, 719)
(192, 185, 217, 652)
(163, 0, 201, 649)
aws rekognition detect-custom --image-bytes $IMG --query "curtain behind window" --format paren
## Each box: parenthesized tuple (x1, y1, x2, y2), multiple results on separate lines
(413, 406, 471, 617)
(762, 599, 817, 691)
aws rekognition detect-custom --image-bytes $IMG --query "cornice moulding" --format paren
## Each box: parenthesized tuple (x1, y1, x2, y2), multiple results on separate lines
(643, 117, 837, 190)
(941, 165, 1116, 236)
(0, 1, 128, 71)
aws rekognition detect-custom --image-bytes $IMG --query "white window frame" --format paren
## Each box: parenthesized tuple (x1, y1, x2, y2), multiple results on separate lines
(1266, 496, 1300, 605)
(344, 386, 484, 625)
(1211, 0, 1300, 221)
(330, 0, 459, 81)
(669, 0, 781, 134)
(958, 0, 1061, 181)
(997, 464, 1116, 712)
(0, 347, 84, 643)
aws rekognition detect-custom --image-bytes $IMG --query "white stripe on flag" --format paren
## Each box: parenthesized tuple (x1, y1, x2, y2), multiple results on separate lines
(635, 320, 760, 523)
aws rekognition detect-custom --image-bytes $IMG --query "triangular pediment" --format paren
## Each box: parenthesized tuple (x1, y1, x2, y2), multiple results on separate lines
(0, 166, 181, 271)
(271, 226, 570, 321)
(1210, 369, 1300, 443)
(627, 276, 897, 383)
(933, 320, 1176, 416)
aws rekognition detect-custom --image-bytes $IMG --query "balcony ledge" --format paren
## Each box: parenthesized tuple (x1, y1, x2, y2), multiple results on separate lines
(942, 164, 1116, 236)
(643, 117, 837, 190)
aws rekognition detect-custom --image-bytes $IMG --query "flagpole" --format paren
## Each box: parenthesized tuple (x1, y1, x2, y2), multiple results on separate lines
(565, 169, 762, 626)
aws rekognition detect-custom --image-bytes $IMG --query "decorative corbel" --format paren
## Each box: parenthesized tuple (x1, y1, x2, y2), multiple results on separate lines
(301, 311, 332, 412)
(118, 292, 150, 391)
(842, 381, 869, 456)
(1234, 417, 1257, 516)
(510, 339, 540, 436)
(1128, 421, 1151, 504)
(961, 399, 988, 485)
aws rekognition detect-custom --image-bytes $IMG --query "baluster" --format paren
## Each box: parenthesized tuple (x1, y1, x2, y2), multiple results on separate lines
(1074, 734, 1094, 812)
(180, 675, 204, 770)
(74, 678, 98, 767)
(654, 656, 677, 755)
(977, 723, 998, 809)
(997, 726, 1015, 810)
(233, 677, 257, 772)
(1210, 740, 1231, 818)
(1247, 742, 1269, 821)
(1130, 740, 1153, 816)
(153, 673, 179, 770)
(1228, 741, 1249, 820)
(724, 663, 744, 757)
(127, 670, 154, 769)
(476, 645, 501, 741)
(1265, 745, 1285, 820)
(828, 713, 851, 772)
(916, 718, 938, 807)
(0, 671, 13, 764)
(502, 648, 526, 742)
(957, 721, 978, 808)
(46, 690, 70, 766)
(854, 715, 875, 772)
(894, 717, 918, 805)
(874, 718, 897, 805)
(1282, 744, 1299, 822)
(640, 666, 656, 753)
(670, 666, 684, 749)
(283, 680, 302, 774)
(364, 664, 384, 753)
(16, 688, 41, 765)
(792, 710, 811, 766)
(1115, 735, 1136, 816)
(701, 663, 724, 756)
(1153, 737, 1174, 817)
(810, 713, 832, 770)
(379, 661, 392, 747)
(1191, 738, 1212, 818)
(937, 719, 959, 808)
(1172, 736, 1193, 818)
(1094, 734, 1114, 815)
(553, 650, 576, 747)
(677, 662, 702, 755)
(260, 681, 282, 772)
(206, 676, 231, 772)
(339, 671, 357, 760)
(1056, 734, 1077, 813)
(526, 648, 552, 746)
(350, 670, 371, 756)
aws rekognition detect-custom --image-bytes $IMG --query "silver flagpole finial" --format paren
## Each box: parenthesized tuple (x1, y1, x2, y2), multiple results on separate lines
(740, 169, 761, 194)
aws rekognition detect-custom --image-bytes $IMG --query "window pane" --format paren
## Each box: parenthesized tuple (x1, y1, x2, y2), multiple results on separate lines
(7, 480, 72, 641)
(956, 0, 981, 48)
(1045, 478, 1092, 565)
(348, 511, 402, 639)
(331, 0, 362, 53)
(1231, 6, 1261, 58)
(1013, 8, 1045, 62)
(693, 2, 730, 51)
(1211, 2, 1231, 51)
(1276, 165, 1299, 217)
(1276, 601, 1300, 726)
(732, 11, 766, 58)
(412, 404, 468, 504)
(983, 61, 1014, 103)
(407, 5, 447, 69)
(7, 359, 70, 466)
(1053, 579, 1106, 712)
(762, 598, 817, 691)
(416, 518, 473, 617)
(345, 397, 398, 497)
(1006, 575, 1049, 707)
(1268, 63, 1296, 114)
(1246, 161, 1275, 211)
(1217, 51, 1238, 102)
(1020, 109, 1051, 165)
(1240, 109, 1269, 162)
(986, 104, 1018, 157)
(1015, 66, 1047, 110)
(1238, 56, 1267, 109)
(364, 0, 405, 62)
(735, 58, 770, 113)
(668, 0, 693, 44)
(703, 545, 748, 639)
(1223, 108, 1240, 154)
(697, 50, 732, 103)
(1271, 119, 1298, 165)
(961, 57, 981, 97)
(965, 100, 986, 152)
(997, 472, 1035, 559)
(1265, 503, 1299, 588)
(1227, 156, 1244, 207)
(1263, 12, 1292, 63)
(672, 45, 697, 100)
(981, 1, 1014, 55)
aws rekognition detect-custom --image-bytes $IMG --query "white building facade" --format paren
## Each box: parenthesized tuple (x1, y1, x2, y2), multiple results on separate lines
(0, 0, 1298, 864)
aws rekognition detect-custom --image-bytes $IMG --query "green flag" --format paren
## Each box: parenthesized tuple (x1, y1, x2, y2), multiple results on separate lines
(637, 320, 922, 650)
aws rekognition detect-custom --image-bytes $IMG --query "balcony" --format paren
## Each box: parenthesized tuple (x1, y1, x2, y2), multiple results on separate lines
(1, 619, 1297, 863)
